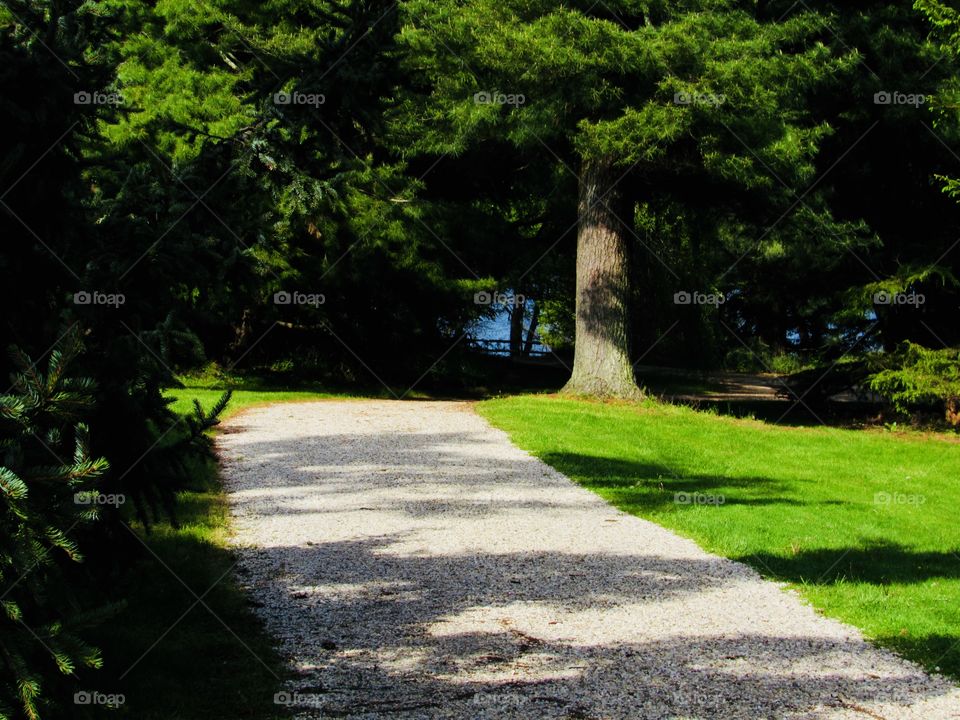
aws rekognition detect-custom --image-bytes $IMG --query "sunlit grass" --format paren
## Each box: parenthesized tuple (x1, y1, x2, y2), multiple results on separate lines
(165, 366, 427, 418)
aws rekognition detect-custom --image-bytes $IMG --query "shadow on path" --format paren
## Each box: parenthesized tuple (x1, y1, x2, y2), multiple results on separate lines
(218, 402, 960, 719)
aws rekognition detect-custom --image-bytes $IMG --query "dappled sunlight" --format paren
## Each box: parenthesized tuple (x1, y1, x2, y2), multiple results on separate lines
(215, 401, 960, 718)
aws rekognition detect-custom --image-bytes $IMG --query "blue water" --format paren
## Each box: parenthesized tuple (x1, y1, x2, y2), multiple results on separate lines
(468, 299, 550, 356)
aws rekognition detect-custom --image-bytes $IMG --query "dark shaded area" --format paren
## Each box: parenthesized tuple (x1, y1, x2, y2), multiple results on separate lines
(741, 543, 960, 587)
(91, 458, 287, 720)
(668, 397, 885, 427)
(538, 452, 802, 509)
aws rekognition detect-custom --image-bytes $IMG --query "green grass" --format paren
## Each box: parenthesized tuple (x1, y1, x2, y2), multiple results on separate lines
(165, 366, 430, 418)
(165, 386, 345, 419)
(97, 384, 341, 718)
(98, 459, 286, 719)
(477, 394, 960, 680)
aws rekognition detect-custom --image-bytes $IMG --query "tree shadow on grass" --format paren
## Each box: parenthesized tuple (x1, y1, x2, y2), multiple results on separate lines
(537, 451, 822, 510)
(742, 543, 960, 587)
(664, 396, 884, 429)
(738, 543, 960, 680)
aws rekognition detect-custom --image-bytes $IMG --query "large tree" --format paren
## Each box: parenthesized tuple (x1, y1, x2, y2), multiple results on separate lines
(395, 0, 848, 396)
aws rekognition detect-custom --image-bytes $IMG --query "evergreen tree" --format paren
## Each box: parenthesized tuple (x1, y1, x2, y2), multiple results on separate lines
(394, 0, 853, 396)
(0, 331, 109, 720)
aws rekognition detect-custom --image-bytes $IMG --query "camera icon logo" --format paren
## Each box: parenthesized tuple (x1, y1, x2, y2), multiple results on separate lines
(874, 91, 892, 105)
(273, 92, 292, 105)
(673, 291, 692, 305)
(673, 91, 692, 105)
(73, 91, 92, 105)
(474, 291, 493, 305)
(73, 291, 92, 305)
(873, 291, 891, 305)
(273, 291, 292, 305)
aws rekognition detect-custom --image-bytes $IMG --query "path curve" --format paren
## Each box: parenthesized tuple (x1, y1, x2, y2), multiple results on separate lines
(216, 400, 960, 719)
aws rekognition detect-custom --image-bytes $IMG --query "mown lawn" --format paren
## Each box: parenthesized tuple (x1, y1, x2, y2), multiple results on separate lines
(478, 395, 960, 680)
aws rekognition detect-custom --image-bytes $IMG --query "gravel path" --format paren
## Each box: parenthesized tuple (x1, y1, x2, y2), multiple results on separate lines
(216, 400, 960, 720)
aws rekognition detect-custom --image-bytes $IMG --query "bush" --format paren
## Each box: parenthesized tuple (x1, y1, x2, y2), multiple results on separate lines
(868, 342, 960, 426)
(724, 343, 813, 375)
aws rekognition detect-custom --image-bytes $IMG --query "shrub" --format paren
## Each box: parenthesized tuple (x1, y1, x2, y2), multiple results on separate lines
(868, 342, 960, 426)
(0, 331, 109, 720)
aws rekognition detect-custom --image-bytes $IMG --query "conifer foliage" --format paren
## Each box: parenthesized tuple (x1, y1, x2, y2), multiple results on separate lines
(0, 329, 108, 720)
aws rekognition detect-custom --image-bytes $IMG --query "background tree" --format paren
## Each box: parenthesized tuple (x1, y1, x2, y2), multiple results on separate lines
(394, 0, 856, 396)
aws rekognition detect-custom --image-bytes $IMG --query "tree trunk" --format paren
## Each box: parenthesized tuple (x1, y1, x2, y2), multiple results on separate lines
(561, 156, 643, 398)
(509, 294, 524, 357)
(522, 301, 540, 357)
(946, 396, 960, 427)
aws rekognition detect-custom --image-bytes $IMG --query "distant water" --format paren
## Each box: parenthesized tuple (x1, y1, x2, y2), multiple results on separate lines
(468, 301, 550, 356)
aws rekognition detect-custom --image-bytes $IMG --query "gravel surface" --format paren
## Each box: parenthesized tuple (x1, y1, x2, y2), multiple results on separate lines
(216, 400, 960, 720)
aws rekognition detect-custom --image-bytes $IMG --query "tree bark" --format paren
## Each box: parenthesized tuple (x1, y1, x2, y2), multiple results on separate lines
(522, 301, 540, 357)
(509, 294, 524, 358)
(946, 396, 960, 427)
(561, 156, 643, 398)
